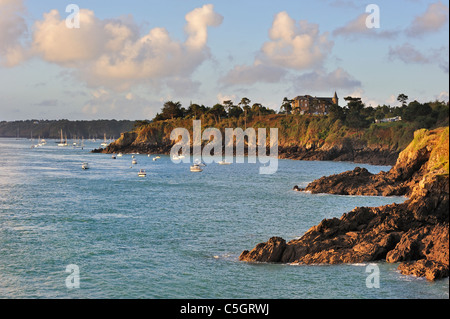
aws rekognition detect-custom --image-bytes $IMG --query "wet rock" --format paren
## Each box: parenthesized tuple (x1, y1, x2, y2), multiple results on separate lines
(240, 128, 449, 281)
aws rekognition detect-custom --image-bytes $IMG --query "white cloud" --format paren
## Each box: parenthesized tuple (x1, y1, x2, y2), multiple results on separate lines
(184, 4, 223, 50)
(436, 91, 449, 101)
(82, 90, 155, 119)
(292, 68, 361, 91)
(221, 11, 334, 86)
(0, 0, 28, 67)
(332, 13, 398, 39)
(221, 61, 287, 85)
(388, 43, 431, 64)
(262, 12, 333, 70)
(217, 93, 237, 104)
(388, 43, 449, 73)
(405, 1, 449, 37)
(28, 4, 223, 92)
(32, 9, 110, 65)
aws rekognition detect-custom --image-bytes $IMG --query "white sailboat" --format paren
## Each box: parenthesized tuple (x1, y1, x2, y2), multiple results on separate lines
(58, 129, 68, 147)
(101, 133, 108, 147)
(190, 164, 203, 172)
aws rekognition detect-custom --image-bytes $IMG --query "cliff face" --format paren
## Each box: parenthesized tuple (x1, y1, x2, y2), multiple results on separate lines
(279, 141, 399, 166)
(94, 116, 412, 165)
(240, 127, 449, 281)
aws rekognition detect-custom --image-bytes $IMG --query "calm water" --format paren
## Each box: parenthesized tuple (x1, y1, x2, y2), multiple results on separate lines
(0, 138, 448, 299)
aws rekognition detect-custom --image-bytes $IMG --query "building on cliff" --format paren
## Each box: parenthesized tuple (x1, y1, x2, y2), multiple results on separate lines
(292, 92, 338, 115)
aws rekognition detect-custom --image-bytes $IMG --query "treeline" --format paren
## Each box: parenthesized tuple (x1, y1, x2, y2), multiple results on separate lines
(132, 95, 448, 154)
(152, 98, 276, 123)
(326, 95, 449, 129)
(0, 119, 135, 139)
(148, 95, 448, 132)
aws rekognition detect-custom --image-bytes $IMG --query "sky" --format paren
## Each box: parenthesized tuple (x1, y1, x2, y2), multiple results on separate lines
(0, 0, 448, 120)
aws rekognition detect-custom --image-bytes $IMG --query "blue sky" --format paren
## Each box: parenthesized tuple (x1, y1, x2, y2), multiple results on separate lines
(0, 0, 448, 120)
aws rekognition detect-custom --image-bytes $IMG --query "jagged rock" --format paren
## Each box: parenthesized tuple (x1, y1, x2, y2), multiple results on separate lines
(239, 237, 286, 262)
(398, 260, 449, 281)
(240, 127, 449, 281)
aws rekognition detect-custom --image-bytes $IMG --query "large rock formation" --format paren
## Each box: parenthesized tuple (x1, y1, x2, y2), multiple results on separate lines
(240, 127, 449, 281)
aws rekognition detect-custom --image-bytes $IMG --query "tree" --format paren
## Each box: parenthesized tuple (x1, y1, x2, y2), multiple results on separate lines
(133, 120, 150, 129)
(397, 94, 408, 107)
(228, 105, 243, 118)
(343, 96, 370, 128)
(238, 97, 251, 109)
(208, 104, 227, 122)
(223, 100, 234, 116)
(280, 97, 292, 115)
(160, 101, 184, 120)
(328, 103, 345, 122)
(186, 103, 203, 119)
(239, 97, 251, 129)
(402, 100, 432, 122)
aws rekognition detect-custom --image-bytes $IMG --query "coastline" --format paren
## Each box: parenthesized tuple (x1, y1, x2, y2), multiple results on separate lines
(239, 127, 449, 281)
(93, 136, 400, 166)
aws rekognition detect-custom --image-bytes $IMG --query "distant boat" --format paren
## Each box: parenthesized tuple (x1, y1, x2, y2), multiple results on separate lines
(82, 162, 90, 170)
(155, 156, 160, 159)
(132, 158, 137, 165)
(138, 169, 146, 177)
(190, 164, 203, 172)
(117, 153, 123, 157)
(218, 160, 231, 165)
(194, 159, 206, 167)
(172, 155, 180, 160)
(153, 157, 157, 161)
(58, 129, 68, 147)
(101, 133, 108, 147)
(112, 154, 117, 159)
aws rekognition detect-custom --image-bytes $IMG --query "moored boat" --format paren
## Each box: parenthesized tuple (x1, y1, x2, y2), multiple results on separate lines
(138, 169, 146, 177)
(190, 164, 203, 172)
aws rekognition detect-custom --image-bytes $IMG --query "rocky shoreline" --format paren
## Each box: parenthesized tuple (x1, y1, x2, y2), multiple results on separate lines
(94, 132, 400, 166)
(240, 127, 449, 281)
(278, 146, 399, 166)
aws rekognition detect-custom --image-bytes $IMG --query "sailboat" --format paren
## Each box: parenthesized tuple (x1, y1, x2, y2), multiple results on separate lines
(58, 129, 68, 147)
(101, 133, 108, 147)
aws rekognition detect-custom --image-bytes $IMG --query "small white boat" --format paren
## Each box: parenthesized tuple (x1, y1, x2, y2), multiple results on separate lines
(132, 159, 137, 165)
(82, 162, 89, 170)
(112, 154, 117, 159)
(132, 155, 135, 158)
(172, 155, 180, 160)
(218, 160, 231, 165)
(117, 153, 123, 157)
(190, 164, 203, 172)
(155, 156, 161, 159)
(153, 157, 157, 161)
(101, 133, 108, 147)
(194, 159, 206, 167)
(138, 169, 146, 177)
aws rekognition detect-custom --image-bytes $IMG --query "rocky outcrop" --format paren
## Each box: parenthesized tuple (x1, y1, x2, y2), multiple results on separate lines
(94, 122, 401, 166)
(240, 127, 449, 281)
(279, 145, 399, 166)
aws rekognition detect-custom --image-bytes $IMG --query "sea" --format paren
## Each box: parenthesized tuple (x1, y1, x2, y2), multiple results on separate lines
(0, 138, 448, 299)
